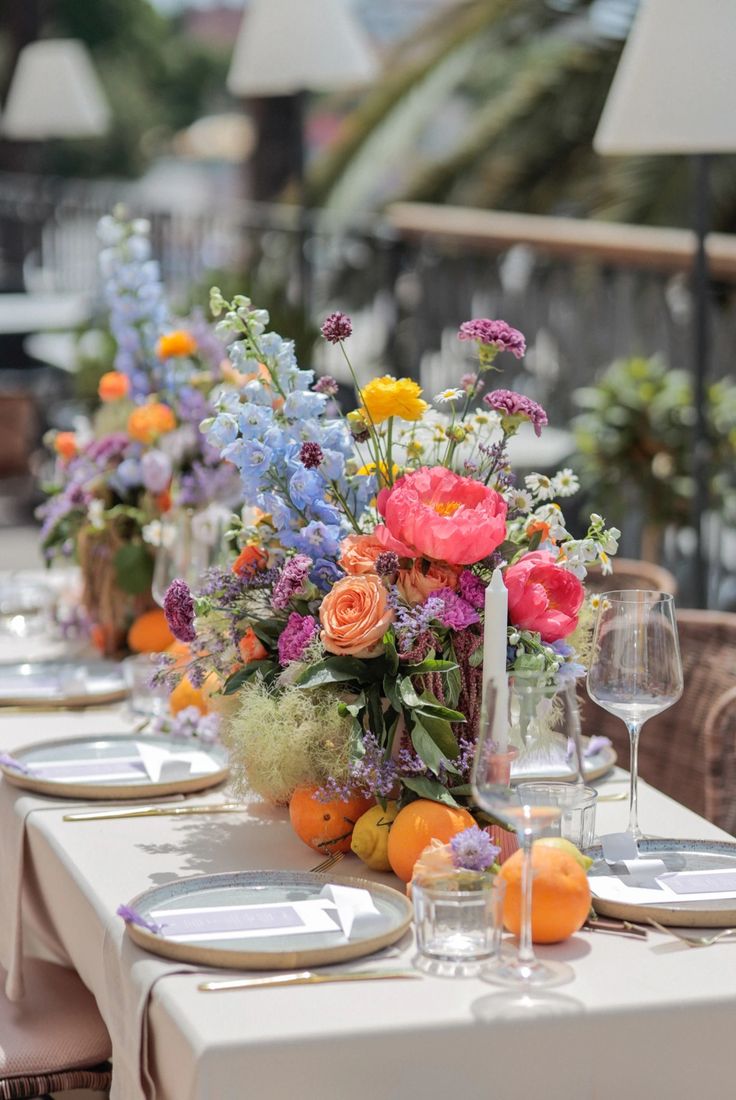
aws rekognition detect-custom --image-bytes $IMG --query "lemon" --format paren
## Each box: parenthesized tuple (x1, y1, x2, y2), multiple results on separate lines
(535, 836, 593, 872)
(350, 802, 399, 871)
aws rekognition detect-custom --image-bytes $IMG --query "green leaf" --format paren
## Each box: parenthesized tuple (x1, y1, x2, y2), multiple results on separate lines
(382, 675, 402, 713)
(222, 660, 276, 694)
(297, 656, 372, 688)
(251, 619, 283, 647)
(413, 711, 460, 760)
(398, 678, 423, 708)
(113, 542, 153, 595)
(399, 680, 466, 722)
(366, 683, 386, 740)
(408, 658, 459, 675)
(410, 719, 447, 775)
(336, 692, 365, 718)
(383, 630, 399, 675)
(527, 530, 543, 552)
(402, 776, 460, 807)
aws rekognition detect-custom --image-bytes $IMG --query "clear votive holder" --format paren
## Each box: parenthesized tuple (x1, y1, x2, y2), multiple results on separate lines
(122, 654, 169, 718)
(412, 870, 506, 978)
(516, 782, 598, 849)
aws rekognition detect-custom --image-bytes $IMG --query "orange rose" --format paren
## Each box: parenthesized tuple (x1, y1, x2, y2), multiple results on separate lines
(156, 330, 198, 359)
(397, 559, 460, 606)
(232, 544, 268, 576)
(54, 431, 78, 461)
(98, 370, 130, 402)
(338, 533, 384, 575)
(319, 574, 393, 658)
(127, 403, 176, 444)
(238, 627, 268, 663)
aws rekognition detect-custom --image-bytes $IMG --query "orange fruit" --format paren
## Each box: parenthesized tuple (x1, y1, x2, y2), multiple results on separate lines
(498, 844, 591, 944)
(165, 640, 191, 668)
(127, 609, 174, 653)
(289, 786, 375, 855)
(169, 671, 219, 715)
(386, 799, 475, 883)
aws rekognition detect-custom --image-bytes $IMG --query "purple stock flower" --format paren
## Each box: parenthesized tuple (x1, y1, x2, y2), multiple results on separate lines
(272, 554, 313, 610)
(458, 319, 526, 359)
(141, 449, 172, 493)
(163, 578, 197, 643)
(278, 612, 318, 664)
(375, 551, 400, 578)
(314, 375, 339, 396)
(116, 905, 163, 935)
(321, 312, 352, 344)
(299, 442, 324, 470)
(431, 588, 479, 630)
(450, 826, 500, 872)
(483, 390, 548, 437)
(458, 570, 486, 609)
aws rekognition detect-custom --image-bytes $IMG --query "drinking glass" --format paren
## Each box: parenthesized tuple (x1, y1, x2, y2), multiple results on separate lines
(151, 507, 229, 607)
(587, 590, 683, 841)
(471, 672, 579, 988)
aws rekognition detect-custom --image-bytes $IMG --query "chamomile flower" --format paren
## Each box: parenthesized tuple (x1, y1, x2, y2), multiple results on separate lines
(552, 468, 580, 497)
(506, 488, 534, 513)
(434, 388, 465, 407)
(524, 473, 555, 501)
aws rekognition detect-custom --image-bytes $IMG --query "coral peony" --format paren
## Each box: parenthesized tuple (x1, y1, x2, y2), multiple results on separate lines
(375, 466, 507, 566)
(319, 574, 394, 658)
(156, 330, 198, 359)
(338, 533, 384, 575)
(397, 559, 460, 605)
(98, 370, 130, 402)
(127, 403, 176, 444)
(504, 551, 584, 642)
(359, 376, 428, 425)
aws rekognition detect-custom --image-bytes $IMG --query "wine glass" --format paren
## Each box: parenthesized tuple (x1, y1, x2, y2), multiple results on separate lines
(587, 590, 683, 841)
(151, 507, 229, 606)
(471, 671, 579, 989)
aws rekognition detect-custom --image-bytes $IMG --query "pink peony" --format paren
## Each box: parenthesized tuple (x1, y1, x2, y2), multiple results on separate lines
(375, 466, 507, 567)
(504, 551, 584, 642)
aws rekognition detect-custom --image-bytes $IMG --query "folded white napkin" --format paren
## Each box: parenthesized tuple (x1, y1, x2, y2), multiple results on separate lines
(319, 883, 385, 940)
(134, 742, 220, 784)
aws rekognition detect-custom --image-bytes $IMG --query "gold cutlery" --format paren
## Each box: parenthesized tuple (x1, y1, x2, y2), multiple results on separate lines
(199, 969, 419, 992)
(647, 919, 736, 947)
(584, 916, 648, 939)
(63, 801, 246, 822)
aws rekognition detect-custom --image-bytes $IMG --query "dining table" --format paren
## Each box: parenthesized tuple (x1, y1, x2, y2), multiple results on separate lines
(2, 693, 736, 1100)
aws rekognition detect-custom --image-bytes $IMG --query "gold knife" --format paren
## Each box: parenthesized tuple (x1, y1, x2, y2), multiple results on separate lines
(63, 802, 246, 822)
(199, 969, 420, 991)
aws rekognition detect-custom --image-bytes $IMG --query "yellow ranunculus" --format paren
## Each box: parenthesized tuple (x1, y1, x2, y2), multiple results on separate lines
(356, 460, 400, 488)
(359, 376, 428, 425)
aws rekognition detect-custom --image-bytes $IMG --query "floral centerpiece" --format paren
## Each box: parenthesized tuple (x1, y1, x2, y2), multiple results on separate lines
(38, 210, 239, 655)
(160, 295, 620, 823)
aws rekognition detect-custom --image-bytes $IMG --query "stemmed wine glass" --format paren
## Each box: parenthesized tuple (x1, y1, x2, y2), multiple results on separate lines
(471, 671, 579, 989)
(587, 591, 683, 841)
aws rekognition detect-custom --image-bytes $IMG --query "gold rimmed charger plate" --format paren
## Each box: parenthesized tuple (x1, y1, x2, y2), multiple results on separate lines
(587, 838, 736, 927)
(0, 659, 127, 708)
(0, 734, 229, 801)
(124, 869, 413, 970)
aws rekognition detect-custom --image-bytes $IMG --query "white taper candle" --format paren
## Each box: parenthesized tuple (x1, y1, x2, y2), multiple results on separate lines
(481, 567, 508, 751)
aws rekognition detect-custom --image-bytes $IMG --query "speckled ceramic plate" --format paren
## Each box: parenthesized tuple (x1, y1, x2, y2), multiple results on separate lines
(511, 738, 617, 785)
(0, 734, 229, 800)
(0, 659, 127, 707)
(587, 838, 736, 927)
(123, 870, 413, 970)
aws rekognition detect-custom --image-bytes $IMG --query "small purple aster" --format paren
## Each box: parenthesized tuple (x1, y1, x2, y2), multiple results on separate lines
(375, 551, 400, 577)
(458, 319, 526, 359)
(431, 588, 479, 630)
(483, 389, 548, 437)
(163, 578, 197, 643)
(459, 570, 487, 609)
(299, 441, 324, 470)
(272, 554, 313, 610)
(321, 312, 352, 344)
(278, 612, 319, 664)
(314, 375, 339, 396)
(450, 825, 500, 872)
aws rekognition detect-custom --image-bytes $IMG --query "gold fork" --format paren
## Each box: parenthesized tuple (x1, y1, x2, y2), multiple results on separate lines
(648, 918, 736, 947)
(309, 851, 344, 874)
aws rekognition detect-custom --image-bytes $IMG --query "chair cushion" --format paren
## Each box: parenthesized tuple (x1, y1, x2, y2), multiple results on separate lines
(0, 960, 111, 1078)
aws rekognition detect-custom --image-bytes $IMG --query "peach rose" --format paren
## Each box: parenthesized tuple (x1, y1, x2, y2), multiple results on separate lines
(397, 559, 460, 606)
(319, 574, 394, 658)
(338, 533, 384, 575)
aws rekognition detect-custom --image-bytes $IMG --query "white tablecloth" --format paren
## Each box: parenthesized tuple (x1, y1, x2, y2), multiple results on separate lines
(2, 704, 736, 1100)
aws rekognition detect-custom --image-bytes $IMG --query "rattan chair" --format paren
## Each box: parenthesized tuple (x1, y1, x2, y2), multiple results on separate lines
(585, 557, 678, 596)
(580, 609, 736, 824)
(0, 960, 111, 1100)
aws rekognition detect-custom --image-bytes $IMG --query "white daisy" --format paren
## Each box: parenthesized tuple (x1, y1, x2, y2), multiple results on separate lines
(506, 489, 534, 513)
(524, 473, 555, 501)
(552, 468, 580, 497)
(433, 388, 465, 407)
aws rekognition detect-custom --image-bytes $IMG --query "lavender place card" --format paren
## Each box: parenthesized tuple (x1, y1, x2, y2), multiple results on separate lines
(25, 756, 147, 783)
(149, 900, 343, 942)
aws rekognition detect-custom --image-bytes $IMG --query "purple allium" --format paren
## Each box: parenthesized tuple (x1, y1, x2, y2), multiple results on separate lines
(450, 825, 500, 872)
(458, 319, 526, 359)
(431, 588, 479, 629)
(272, 554, 313, 610)
(483, 389, 548, 437)
(314, 375, 339, 396)
(278, 612, 318, 664)
(375, 551, 400, 577)
(163, 578, 197, 643)
(321, 311, 352, 344)
(459, 570, 486, 609)
(299, 441, 324, 470)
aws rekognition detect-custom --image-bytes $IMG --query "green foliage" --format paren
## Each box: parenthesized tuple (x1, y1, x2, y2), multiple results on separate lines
(113, 541, 154, 594)
(573, 355, 736, 528)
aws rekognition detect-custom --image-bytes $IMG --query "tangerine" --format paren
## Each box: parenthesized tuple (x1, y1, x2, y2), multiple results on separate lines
(127, 609, 175, 653)
(169, 671, 219, 716)
(387, 799, 475, 883)
(498, 844, 591, 944)
(289, 786, 375, 855)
